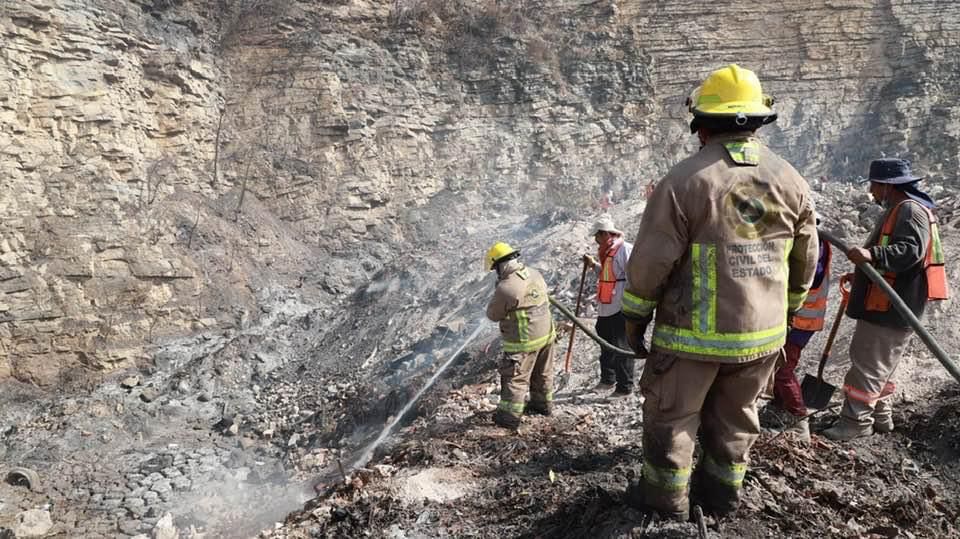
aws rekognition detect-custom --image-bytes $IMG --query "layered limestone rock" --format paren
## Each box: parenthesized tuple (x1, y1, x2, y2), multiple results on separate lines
(1, 0, 958, 383)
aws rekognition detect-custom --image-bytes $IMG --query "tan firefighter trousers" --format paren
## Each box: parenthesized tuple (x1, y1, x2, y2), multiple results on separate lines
(498, 343, 555, 419)
(639, 349, 779, 515)
(840, 319, 912, 426)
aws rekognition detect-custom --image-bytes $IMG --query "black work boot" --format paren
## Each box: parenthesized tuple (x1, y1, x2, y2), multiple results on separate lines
(689, 469, 740, 517)
(525, 401, 554, 416)
(624, 480, 689, 522)
(494, 410, 521, 429)
(623, 480, 646, 510)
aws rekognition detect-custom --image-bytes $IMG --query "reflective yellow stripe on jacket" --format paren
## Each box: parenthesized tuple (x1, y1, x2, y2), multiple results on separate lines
(652, 242, 787, 358)
(502, 303, 556, 353)
(502, 326, 556, 353)
(622, 291, 657, 318)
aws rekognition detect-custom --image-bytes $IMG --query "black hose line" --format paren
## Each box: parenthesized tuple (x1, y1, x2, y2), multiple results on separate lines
(548, 296, 640, 357)
(817, 228, 960, 384)
(548, 228, 959, 384)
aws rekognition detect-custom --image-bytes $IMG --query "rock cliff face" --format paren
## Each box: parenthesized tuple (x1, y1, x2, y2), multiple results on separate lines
(1, 0, 959, 384)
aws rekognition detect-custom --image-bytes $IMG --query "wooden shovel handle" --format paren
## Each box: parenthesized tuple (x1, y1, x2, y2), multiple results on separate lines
(817, 295, 848, 380)
(563, 260, 589, 373)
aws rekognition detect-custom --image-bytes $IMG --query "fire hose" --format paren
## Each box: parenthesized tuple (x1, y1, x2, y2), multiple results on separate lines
(548, 296, 640, 357)
(548, 228, 960, 385)
(817, 228, 960, 384)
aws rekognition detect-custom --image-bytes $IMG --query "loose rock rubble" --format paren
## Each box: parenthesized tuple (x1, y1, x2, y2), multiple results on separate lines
(259, 187, 960, 538)
(0, 180, 956, 538)
(2, 1, 960, 537)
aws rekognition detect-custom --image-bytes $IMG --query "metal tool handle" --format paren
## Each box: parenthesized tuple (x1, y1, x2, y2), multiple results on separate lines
(563, 260, 589, 374)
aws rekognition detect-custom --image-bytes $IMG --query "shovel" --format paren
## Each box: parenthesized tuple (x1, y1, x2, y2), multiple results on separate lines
(556, 259, 588, 392)
(801, 274, 852, 409)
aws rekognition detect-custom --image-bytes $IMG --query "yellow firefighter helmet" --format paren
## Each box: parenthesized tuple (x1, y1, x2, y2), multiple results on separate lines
(686, 64, 774, 117)
(485, 242, 518, 271)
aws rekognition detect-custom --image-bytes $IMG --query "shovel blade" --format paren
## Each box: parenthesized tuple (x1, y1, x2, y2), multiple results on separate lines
(801, 374, 836, 409)
(555, 372, 571, 393)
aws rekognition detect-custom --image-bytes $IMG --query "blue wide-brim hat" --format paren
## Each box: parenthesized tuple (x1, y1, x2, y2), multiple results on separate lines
(860, 158, 924, 185)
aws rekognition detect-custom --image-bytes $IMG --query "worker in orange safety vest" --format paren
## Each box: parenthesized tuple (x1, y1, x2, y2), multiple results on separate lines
(771, 231, 832, 443)
(823, 158, 948, 441)
(582, 216, 635, 399)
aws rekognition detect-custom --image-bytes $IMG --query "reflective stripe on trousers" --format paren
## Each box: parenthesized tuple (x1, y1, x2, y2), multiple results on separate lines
(702, 453, 746, 488)
(497, 400, 525, 414)
(642, 461, 691, 491)
(843, 381, 895, 405)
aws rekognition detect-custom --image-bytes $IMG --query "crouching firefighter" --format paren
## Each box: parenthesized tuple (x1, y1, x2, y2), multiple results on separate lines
(484, 242, 557, 429)
(620, 64, 819, 520)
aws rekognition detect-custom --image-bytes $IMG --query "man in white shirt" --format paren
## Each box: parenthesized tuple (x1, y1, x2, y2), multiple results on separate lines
(583, 216, 635, 399)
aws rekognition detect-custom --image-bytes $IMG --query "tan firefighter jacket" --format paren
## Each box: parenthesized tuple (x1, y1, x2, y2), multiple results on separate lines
(622, 133, 818, 363)
(486, 260, 555, 353)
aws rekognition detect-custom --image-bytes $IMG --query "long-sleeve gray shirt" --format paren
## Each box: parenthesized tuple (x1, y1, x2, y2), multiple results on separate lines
(847, 199, 932, 328)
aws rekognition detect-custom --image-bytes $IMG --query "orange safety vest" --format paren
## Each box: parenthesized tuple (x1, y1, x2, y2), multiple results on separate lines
(791, 241, 832, 331)
(598, 242, 623, 304)
(865, 200, 949, 312)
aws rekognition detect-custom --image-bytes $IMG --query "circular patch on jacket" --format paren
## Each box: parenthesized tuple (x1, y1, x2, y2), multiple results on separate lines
(725, 181, 780, 239)
(736, 197, 766, 224)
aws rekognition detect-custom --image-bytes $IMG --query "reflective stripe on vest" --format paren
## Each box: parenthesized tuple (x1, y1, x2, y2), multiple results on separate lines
(642, 461, 691, 491)
(867, 200, 949, 311)
(597, 242, 623, 304)
(651, 242, 787, 358)
(792, 242, 832, 331)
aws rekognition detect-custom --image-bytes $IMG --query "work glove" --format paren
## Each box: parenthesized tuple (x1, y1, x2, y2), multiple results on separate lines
(582, 254, 597, 269)
(625, 314, 652, 358)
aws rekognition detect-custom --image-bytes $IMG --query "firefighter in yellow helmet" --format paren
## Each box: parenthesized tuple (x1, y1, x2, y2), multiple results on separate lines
(621, 65, 819, 519)
(484, 242, 557, 429)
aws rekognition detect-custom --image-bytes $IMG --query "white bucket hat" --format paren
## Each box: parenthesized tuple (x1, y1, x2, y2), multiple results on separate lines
(591, 215, 623, 236)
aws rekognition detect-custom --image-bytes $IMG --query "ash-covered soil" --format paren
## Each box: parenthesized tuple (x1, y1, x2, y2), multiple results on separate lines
(1, 180, 959, 538)
(264, 180, 960, 539)
(266, 377, 960, 539)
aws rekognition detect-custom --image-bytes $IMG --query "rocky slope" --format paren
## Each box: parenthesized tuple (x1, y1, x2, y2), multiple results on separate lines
(2, 0, 960, 384)
(2, 1, 960, 537)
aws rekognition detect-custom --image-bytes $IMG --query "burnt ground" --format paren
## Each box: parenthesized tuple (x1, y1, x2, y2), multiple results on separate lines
(270, 381, 960, 539)
(1, 183, 959, 538)
(261, 183, 960, 539)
